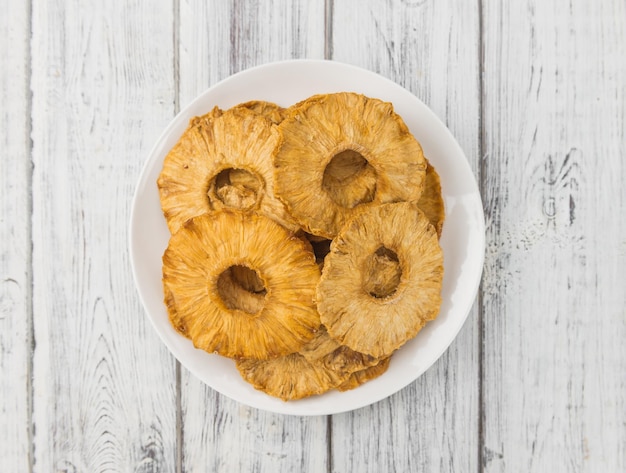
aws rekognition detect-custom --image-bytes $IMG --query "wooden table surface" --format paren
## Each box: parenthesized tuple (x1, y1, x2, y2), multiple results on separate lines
(2, 0, 624, 471)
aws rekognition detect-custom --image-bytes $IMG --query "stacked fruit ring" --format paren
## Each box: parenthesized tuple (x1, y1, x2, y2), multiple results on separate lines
(158, 93, 445, 401)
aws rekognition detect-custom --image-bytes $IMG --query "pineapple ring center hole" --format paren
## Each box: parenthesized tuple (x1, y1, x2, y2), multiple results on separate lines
(322, 149, 377, 208)
(217, 265, 267, 315)
(362, 246, 402, 299)
(311, 238, 332, 265)
(214, 168, 262, 210)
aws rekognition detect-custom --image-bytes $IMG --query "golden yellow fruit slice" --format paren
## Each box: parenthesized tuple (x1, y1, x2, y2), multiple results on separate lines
(236, 352, 343, 401)
(163, 211, 321, 360)
(317, 202, 444, 358)
(235, 100, 286, 125)
(299, 326, 378, 376)
(236, 327, 375, 400)
(274, 92, 427, 238)
(417, 159, 445, 238)
(337, 356, 392, 392)
(158, 107, 296, 234)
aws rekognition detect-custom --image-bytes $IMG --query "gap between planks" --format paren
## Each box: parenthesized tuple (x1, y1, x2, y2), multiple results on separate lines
(324, 1, 334, 472)
(173, 2, 183, 473)
(26, 0, 35, 470)
(477, 0, 486, 471)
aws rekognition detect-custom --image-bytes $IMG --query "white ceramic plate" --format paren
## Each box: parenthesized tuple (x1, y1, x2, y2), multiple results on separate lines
(130, 59, 485, 416)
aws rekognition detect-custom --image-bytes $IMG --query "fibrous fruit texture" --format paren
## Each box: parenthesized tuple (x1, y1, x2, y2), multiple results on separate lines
(317, 202, 444, 358)
(274, 92, 427, 238)
(162, 211, 321, 360)
(236, 100, 286, 125)
(338, 356, 392, 392)
(417, 159, 445, 238)
(236, 326, 378, 400)
(158, 95, 446, 401)
(158, 106, 296, 234)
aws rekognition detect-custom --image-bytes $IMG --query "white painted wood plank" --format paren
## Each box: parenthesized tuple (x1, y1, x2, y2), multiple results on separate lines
(30, 1, 179, 471)
(0, 2, 31, 471)
(181, 380, 328, 473)
(481, 0, 626, 471)
(330, 1, 481, 471)
(179, 0, 327, 106)
(178, 1, 328, 471)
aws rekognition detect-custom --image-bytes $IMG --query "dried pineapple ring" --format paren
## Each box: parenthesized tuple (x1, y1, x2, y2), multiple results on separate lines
(417, 159, 445, 238)
(188, 105, 223, 129)
(317, 202, 444, 358)
(158, 107, 297, 235)
(229, 233, 313, 292)
(274, 92, 427, 238)
(163, 211, 321, 360)
(235, 100, 286, 125)
(337, 356, 392, 392)
(229, 264, 266, 294)
(236, 352, 344, 401)
(163, 282, 185, 335)
(236, 327, 372, 400)
(298, 326, 378, 376)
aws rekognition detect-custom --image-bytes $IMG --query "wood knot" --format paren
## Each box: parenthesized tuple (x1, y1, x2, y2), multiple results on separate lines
(536, 147, 581, 229)
(542, 197, 556, 218)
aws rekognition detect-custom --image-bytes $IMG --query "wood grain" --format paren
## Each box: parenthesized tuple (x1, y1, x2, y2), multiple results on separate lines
(178, 0, 327, 107)
(177, 1, 328, 472)
(481, 0, 626, 470)
(1, 0, 624, 471)
(329, 1, 481, 471)
(29, 1, 178, 471)
(0, 1, 32, 471)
